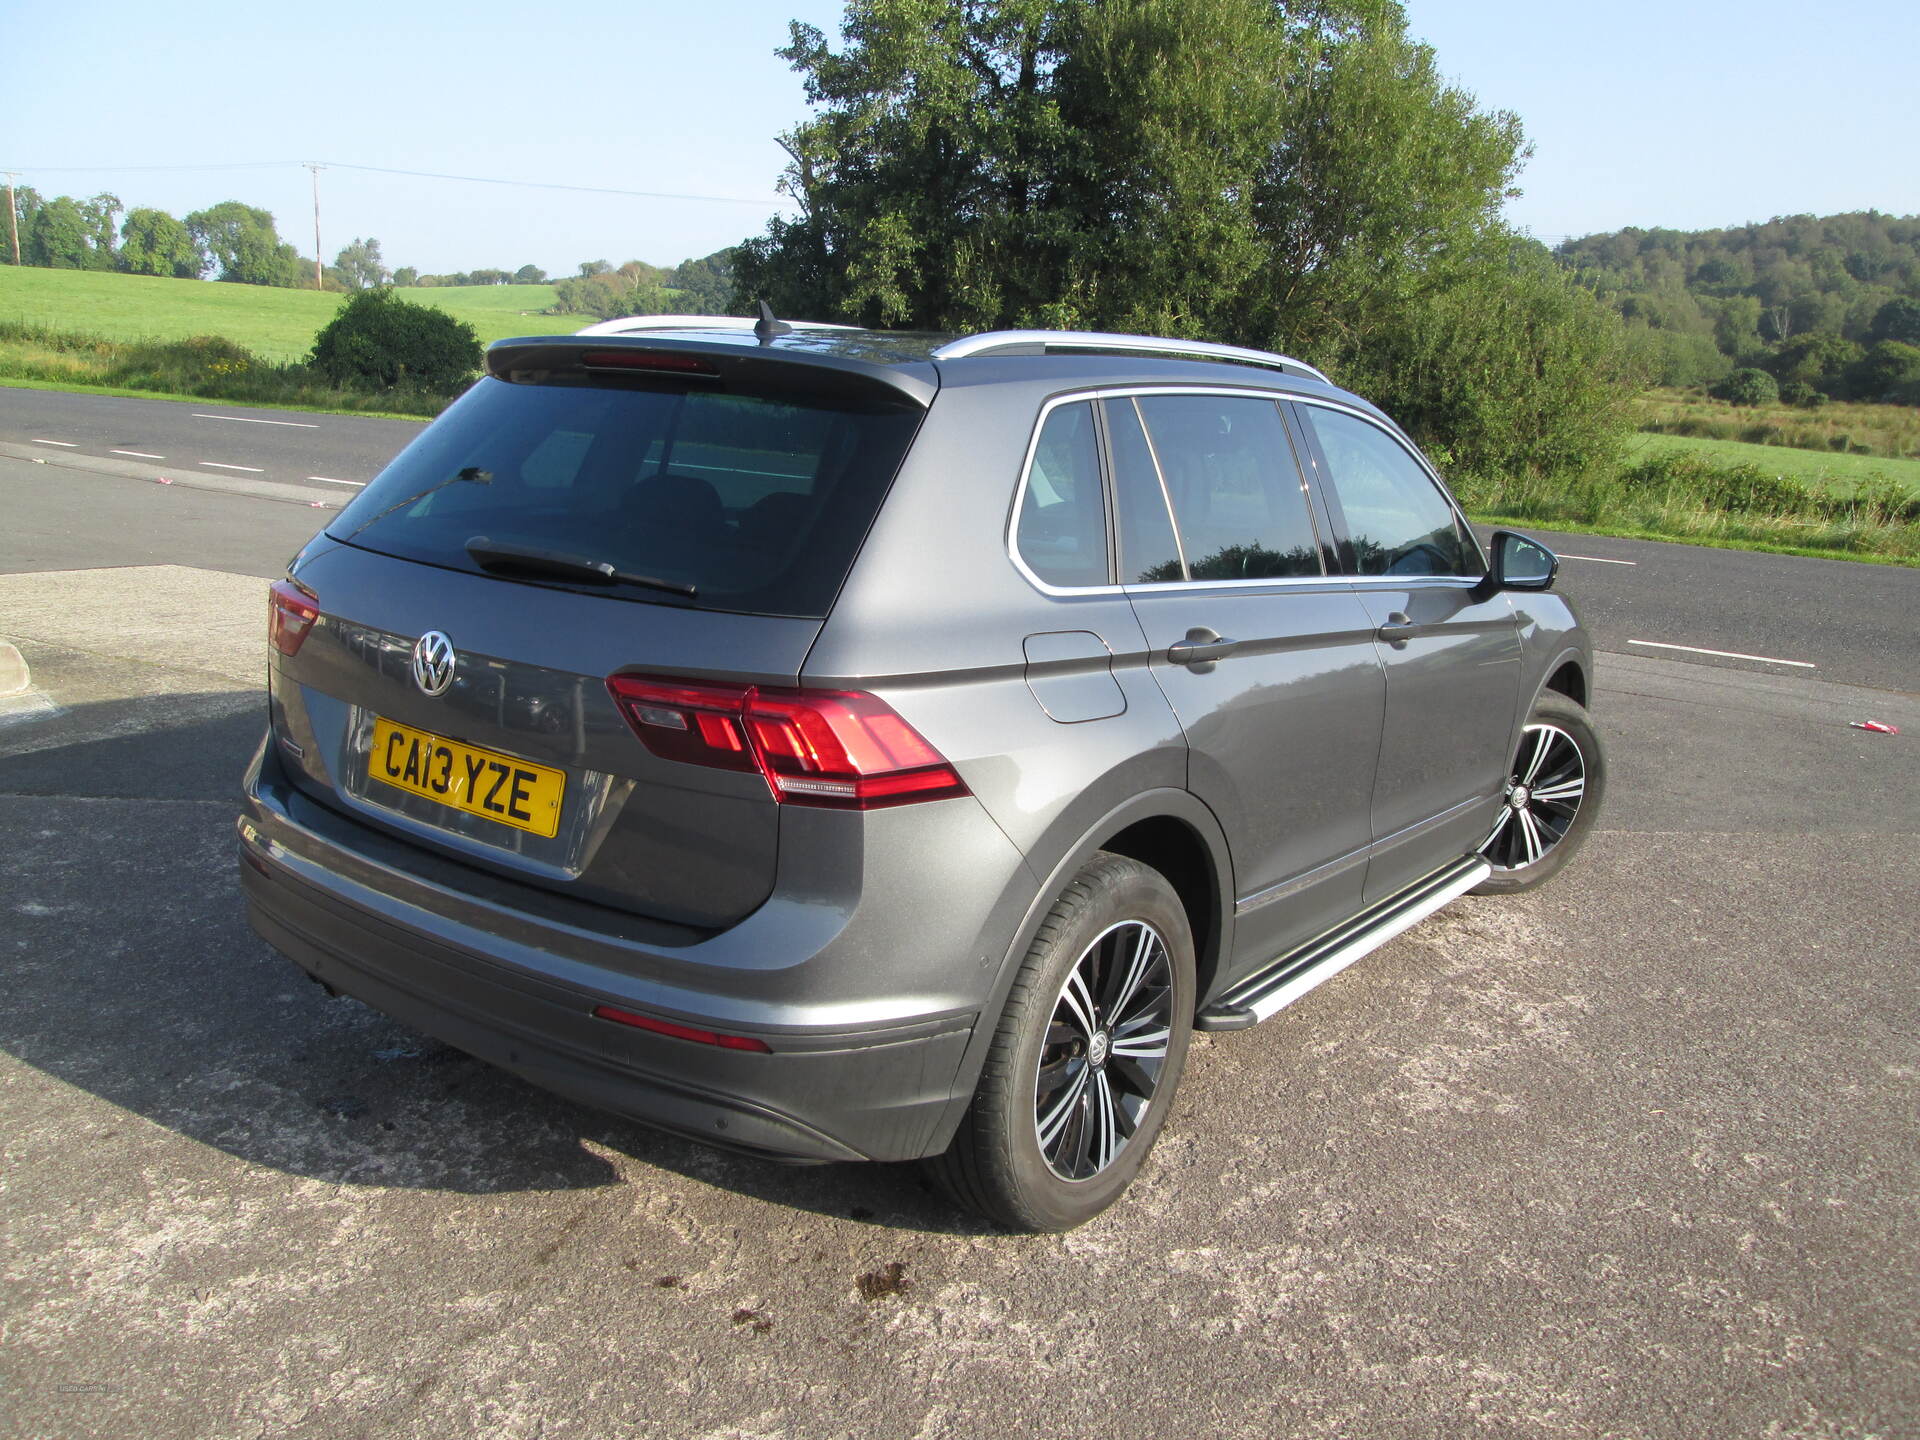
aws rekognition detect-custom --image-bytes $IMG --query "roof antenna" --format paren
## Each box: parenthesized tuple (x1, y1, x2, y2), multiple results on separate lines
(753, 299, 792, 345)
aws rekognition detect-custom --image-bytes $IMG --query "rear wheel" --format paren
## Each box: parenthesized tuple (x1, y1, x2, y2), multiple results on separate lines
(929, 852, 1194, 1231)
(1475, 689, 1605, 894)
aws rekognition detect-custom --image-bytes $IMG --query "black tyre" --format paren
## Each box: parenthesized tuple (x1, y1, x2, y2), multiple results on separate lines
(929, 852, 1195, 1231)
(1474, 689, 1606, 894)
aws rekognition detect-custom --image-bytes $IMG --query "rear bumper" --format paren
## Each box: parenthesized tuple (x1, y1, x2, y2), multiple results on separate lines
(238, 748, 1011, 1165)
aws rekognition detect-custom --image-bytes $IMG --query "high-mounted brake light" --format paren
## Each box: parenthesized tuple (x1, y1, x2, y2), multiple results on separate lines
(606, 675, 969, 810)
(579, 349, 720, 376)
(268, 579, 320, 656)
(591, 1003, 772, 1053)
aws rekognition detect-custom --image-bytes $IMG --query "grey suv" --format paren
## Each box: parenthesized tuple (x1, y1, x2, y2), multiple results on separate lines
(239, 316, 1603, 1230)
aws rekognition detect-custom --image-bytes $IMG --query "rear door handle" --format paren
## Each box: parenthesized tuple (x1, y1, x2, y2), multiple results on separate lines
(1167, 627, 1238, 667)
(1376, 612, 1418, 644)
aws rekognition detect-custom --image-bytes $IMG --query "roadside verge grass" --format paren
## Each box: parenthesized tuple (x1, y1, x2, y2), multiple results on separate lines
(0, 322, 453, 418)
(1627, 431, 1920, 497)
(1636, 387, 1920, 463)
(1456, 450, 1919, 566)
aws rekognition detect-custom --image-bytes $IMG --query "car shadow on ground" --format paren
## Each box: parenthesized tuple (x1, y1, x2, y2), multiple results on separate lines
(0, 696, 998, 1235)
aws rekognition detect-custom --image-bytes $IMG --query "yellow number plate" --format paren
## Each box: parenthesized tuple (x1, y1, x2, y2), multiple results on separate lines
(369, 717, 565, 838)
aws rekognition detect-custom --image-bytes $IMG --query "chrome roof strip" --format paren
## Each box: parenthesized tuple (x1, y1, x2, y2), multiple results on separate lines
(573, 315, 858, 336)
(932, 330, 1331, 385)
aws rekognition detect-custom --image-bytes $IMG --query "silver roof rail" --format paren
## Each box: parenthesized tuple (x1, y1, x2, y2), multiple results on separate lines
(931, 329, 1330, 384)
(574, 315, 859, 337)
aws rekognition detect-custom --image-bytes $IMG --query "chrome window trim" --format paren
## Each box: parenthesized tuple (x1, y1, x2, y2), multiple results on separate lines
(1124, 396, 1190, 580)
(1008, 385, 1346, 598)
(1007, 395, 1113, 597)
(1287, 394, 1491, 577)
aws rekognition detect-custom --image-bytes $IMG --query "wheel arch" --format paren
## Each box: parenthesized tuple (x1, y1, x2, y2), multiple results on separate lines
(1526, 645, 1590, 718)
(1542, 654, 1588, 708)
(929, 788, 1235, 1153)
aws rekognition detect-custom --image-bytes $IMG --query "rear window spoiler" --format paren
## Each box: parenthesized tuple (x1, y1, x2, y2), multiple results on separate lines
(486, 335, 939, 409)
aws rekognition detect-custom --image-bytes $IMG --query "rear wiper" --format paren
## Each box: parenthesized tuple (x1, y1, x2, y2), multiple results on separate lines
(464, 537, 697, 598)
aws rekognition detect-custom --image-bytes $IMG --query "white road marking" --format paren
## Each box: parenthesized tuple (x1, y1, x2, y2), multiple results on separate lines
(307, 475, 366, 487)
(30, 438, 77, 447)
(200, 461, 266, 473)
(111, 449, 165, 459)
(1628, 639, 1815, 669)
(1558, 553, 1637, 565)
(192, 413, 319, 429)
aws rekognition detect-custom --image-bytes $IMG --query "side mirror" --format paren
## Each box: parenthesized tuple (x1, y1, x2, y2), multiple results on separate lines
(1490, 530, 1558, 591)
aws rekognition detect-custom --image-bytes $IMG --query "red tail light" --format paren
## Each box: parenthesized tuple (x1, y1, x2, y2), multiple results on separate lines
(579, 349, 719, 376)
(607, 675, 969, 809)
(268, 579, 320, 656)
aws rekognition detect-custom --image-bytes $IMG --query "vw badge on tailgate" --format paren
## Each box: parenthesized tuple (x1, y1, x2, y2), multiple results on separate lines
(411, 631, 457, 697)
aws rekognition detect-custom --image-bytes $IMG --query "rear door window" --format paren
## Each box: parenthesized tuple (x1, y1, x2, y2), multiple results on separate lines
(1129, 394, 1322, 581)
(328, 376, 922, 618)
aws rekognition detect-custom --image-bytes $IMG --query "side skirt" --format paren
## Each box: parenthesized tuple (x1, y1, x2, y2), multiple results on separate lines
(1196, 853, 1490, 1031)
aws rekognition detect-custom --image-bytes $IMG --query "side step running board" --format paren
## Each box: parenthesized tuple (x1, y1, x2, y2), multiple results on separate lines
(1196, 854, 1491, 1031)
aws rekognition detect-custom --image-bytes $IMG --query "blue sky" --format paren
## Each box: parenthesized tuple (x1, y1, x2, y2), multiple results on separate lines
(3, 0, 1915, 277)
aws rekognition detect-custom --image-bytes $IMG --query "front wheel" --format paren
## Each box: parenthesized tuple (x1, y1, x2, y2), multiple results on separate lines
(1475, 689, 1606, 894)
(928, 852, 1195, 1231)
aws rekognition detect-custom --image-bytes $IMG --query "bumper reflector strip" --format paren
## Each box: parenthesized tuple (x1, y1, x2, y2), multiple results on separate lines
(591, 1003, 773, 1053)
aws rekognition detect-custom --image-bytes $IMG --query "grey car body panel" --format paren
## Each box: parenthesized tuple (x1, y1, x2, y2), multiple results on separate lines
(1350, 579, 1523, 900)
(274, 538, 823, 929)
(1127, 580, 1386, 966)
(241, 329, 1594, 1168)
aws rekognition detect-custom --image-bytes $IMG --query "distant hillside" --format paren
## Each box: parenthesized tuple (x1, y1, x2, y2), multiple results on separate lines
(0, 268, 585, 361)
(1556, 212, 1920, 400)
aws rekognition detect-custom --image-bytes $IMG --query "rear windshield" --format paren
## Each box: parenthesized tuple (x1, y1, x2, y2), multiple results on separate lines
(328, 376, 923, 618)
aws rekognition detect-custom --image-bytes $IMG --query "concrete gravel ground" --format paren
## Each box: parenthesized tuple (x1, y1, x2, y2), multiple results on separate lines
(2, 566, 1915, 1440)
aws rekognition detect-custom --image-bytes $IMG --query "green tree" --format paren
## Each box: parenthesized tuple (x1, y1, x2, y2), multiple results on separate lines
(1711, 367, 1779, 407)
(1625, 325, 1730, 388)
(185, 201, 304, 286)
(392, 266, 420, 286)
(333, 236, 390, 290)
(78, 193, 122, 269)
(1766, 333, 1862, 392)
(1868, 297, 1920, 345)
(670, 249, 736, 311)
(513, 263, 547, 284)
(119, 208, 204, 278)
(551, 270, 639, 318)
(1349, 239, 1633, 480)
(1848, 340, 1920, 402)
(6, 184, 44, 263)
(734, 0, 1620, 476)
(308, 287, 483, 391)
(25, 196, 92, 268)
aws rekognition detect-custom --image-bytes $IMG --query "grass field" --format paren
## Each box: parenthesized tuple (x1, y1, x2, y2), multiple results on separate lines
(0, 268, 586, 360)
(1637, 387, 1920, 462)
(1627, 432, 1920, 497)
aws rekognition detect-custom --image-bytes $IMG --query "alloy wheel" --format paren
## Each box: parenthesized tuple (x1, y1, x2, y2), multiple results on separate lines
(1033, 920, 1175, 1182)
(1482, 721, 1587, 871)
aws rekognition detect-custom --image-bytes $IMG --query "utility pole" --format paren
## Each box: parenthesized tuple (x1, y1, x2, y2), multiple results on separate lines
(3, 172, 20, 267)
(304, 163, 325, 289)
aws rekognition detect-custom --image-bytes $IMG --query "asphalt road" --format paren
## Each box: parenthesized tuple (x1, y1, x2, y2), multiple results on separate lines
(2, 395, 1917, 1440)
(0, 385, 416, 494)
